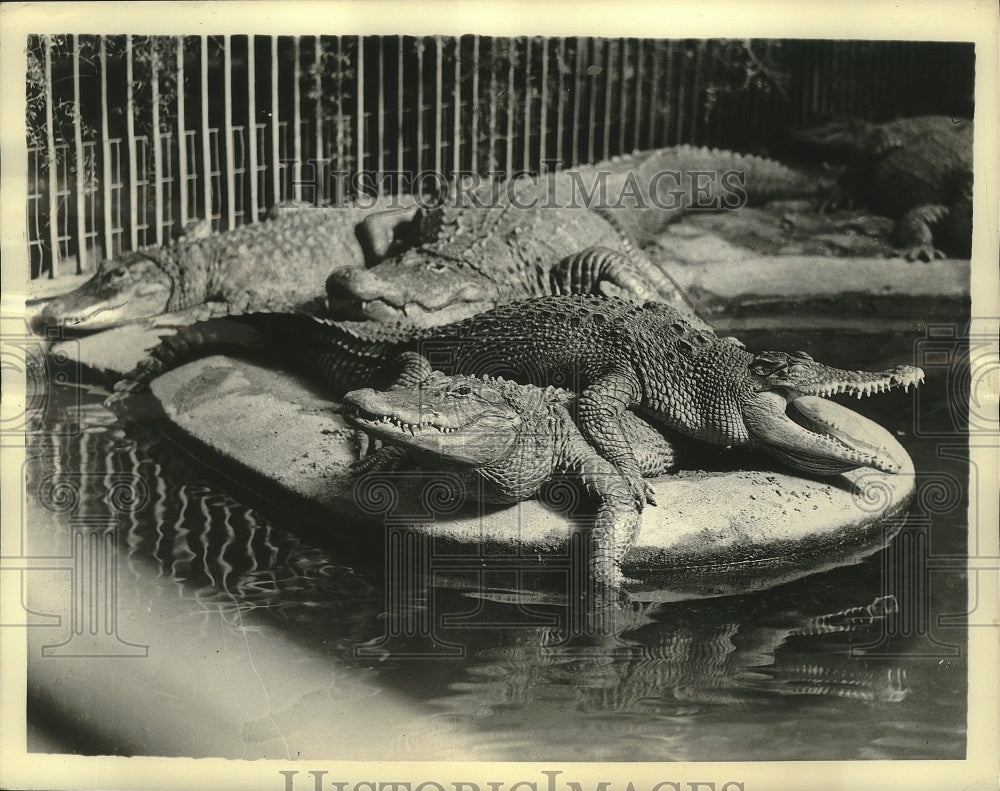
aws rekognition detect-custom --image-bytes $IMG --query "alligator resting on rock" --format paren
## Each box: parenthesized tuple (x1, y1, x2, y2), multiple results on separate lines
(341, 371, 901, 586)
(30, 205, 393, 335)
(792, 115, 973, 261)
(108, 294, 923, 585)
(326, 177, 707, 329)
(327, 147, 826, 327)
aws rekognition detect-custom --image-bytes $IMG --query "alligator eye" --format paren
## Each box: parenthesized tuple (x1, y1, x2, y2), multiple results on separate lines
(106, 267, 129, 280)
(427, 262, 449, 273)
(451, 385, 473, 396)
(793, 350, 814, 361)
(750, 354, 787, 376)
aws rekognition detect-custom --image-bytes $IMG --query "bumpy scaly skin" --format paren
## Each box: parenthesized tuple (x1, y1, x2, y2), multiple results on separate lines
(108, 295, 923, 585)
(327, 148, 825, 328)
(793, 115, 973, 261)
(342, 371, 679, 586)
(31, 207, 379, 334)
(327, 177, 707, 330)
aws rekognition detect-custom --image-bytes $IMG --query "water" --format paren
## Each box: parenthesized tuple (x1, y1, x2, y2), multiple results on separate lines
(24, 325, 969, 761)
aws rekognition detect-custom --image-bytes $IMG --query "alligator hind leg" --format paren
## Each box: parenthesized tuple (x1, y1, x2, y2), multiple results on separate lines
(381, 351, 435, 390)
(551, 247, 709, 331)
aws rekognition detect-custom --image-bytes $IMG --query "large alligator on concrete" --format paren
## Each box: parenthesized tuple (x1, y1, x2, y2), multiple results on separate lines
(29, 205, 393, 335)
(327, 147, 826, 327)
(792, 115, 974, 261)
(107, 295, 923, 584)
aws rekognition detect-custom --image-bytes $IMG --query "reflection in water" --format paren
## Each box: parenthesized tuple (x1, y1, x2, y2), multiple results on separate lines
(434, 595, 907, 722)
(25, 367, 966, 760)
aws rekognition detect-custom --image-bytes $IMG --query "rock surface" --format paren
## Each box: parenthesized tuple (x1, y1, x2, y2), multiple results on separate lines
(148, 356, 916, 602)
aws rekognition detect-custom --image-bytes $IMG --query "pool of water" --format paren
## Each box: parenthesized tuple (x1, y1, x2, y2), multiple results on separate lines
(24, 324, 969, 761)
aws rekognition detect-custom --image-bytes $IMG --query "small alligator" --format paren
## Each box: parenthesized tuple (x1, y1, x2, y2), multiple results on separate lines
(327, 147, 826, 327)
(342, 371, 679, 585)
(29, 205, 396, 335)
(108, 295, 923, 583)
(326, 177, 707, 329)
(792, 115, 974, 261)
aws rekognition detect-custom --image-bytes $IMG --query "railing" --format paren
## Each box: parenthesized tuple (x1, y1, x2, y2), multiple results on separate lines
(26, 35, 974, 279)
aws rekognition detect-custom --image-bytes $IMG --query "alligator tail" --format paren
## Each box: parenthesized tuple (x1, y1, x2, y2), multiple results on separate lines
(696, 146, 827, 203)
(103, 314, 311, 413)
(104, 312, 407, 414)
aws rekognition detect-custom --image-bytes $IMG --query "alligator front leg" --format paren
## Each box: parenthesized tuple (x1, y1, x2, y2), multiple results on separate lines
(893, 204, 950, 261)
(575, 371, 656, 512)
(570, 447, 644, 589)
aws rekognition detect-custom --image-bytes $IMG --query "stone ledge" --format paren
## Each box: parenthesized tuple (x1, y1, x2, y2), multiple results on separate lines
(148, 356, 916, 603)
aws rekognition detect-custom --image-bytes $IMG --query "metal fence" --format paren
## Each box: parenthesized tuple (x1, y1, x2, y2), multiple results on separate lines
(26, 35, 974, 279)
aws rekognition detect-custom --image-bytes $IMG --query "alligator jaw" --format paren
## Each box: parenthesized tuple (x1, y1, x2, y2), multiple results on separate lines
(342, 385, 519, 466)
(327, 295, 497, 326)
(326, 266, 496, 326)
(743, 364, 924, 475)
(793, 365, 926, 399)
(30, 260, 173, 335)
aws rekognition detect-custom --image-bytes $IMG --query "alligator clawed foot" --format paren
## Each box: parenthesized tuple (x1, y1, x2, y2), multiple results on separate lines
(896, 244, 946, 262)
(350, 445, 407, 475)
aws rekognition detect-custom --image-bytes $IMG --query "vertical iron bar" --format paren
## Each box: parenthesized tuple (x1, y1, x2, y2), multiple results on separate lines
(555, 37, 565, 166)
(100, 37, 113, 260)
(416, 38, 425, 173)
(470, 36, 479, 174)
(223, 35, 236, 228)
(674, 41, 688, 146)
(688, 39, 705, 144)
(434, 36, 442, 176)
(603, 38, 614, 160)
(357, 36, 365, 191)
(572, 37, 583, 167)
(126, 35, 139, 249)
(617, 38, 627, 155)
(176, 36, 189, 227)
(648, 40, 662, 147)
(539, 37, 548, 167)
(397, 35, 404, 178)
(247, 35, 259, 220)
(200, 35, 212, 223)
(72, 35, 87, 273)
(632, 38, 644, 152)
(271, 35, 281, 204)
(452, 37, 461, 176)
(506, 39, 515, 178)
(488, 39, 498, 173)
(292, 36, 302, 202)
(43, 36, 58, 276)
(523, 37, 531, 172)
(316, 36, 325, 203)
(587, 39, 598, 163)
(150, 38, 164, 245)
(378, 36, 386, 180)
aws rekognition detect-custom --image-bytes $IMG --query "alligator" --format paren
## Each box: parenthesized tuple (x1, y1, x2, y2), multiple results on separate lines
(327, 147, 827, 327)
(342, 371, 680, 585)
(326, 177, 707, 329)
(29, 204, 398, 335)
(107, 294, 923, 583)
(791, 115, 974, 261)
